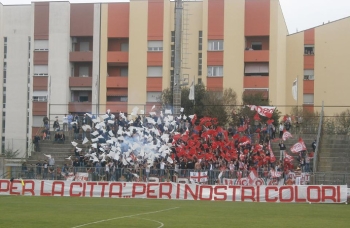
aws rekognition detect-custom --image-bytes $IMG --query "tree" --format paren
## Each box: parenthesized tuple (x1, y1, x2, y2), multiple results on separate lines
(2, 146, 21, 159)
(159, 83, 238, 125)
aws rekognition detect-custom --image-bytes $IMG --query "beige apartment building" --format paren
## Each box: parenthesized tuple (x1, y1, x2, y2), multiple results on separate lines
(0, 0, 349, 157)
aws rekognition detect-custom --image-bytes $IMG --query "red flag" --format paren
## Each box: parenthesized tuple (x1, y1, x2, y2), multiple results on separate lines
(282, 130, 293, 141)
(290, 137, 307, 153)
(248, 169, 258, 185)
(268, 141, 276, 163)
(253, 112, 261, 121)
(284, 151, 294, 162)
(191, 114, 197, 125)
(267, 119, 274, 125)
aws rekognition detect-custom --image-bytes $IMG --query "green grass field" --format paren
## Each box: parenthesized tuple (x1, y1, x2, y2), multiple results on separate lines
(0, 196, 349, 228)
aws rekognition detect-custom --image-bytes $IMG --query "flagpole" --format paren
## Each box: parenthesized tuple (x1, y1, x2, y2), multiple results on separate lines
(193, 75, 195, 106)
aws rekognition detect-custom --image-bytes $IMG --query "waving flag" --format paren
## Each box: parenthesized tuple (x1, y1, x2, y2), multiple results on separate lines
(284, 151, 294, 163)
(290, 138, 307, 153)
(282, 130, 293, 141)
(189, 81, 195, 101)
(268, 141, 276, 163)
(247, 105, 275, 118)
(248, 169, 258, 185)
(190, 171, 208, 183)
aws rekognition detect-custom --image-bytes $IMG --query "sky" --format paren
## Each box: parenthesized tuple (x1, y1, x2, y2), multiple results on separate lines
(1, 0, 350, 34)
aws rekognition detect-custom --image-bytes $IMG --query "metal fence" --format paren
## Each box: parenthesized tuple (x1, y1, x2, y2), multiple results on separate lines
(3, 165, 350, 187)
(3, 166, 303, 184)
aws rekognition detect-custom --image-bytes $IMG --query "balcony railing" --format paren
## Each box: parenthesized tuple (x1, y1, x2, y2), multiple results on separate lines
(68, 102, 92, 113)
(244, 50, 269, 62)
(107, 51, 129, 64)
(69, 51, 93, 62)
(69, 76, 93, 87)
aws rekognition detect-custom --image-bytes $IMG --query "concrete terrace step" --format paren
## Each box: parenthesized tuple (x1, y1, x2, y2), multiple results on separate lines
(318, 166, 350, 172)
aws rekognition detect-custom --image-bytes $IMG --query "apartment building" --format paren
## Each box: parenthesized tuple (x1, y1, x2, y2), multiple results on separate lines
(0, 0, 349, 157)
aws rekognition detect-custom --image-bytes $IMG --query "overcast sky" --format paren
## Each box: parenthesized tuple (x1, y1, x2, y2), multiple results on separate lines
(1, 0, 350, 34)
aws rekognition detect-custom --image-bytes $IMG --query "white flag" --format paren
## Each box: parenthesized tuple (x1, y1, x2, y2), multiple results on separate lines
(292, 79, 298, 101)
(189, 81, 195, 101)
(189, 171, 208, 183)
(82, 137, 89, 144)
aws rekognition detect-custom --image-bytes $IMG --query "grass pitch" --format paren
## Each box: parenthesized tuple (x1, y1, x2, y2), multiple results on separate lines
(0, 196, 349, 228)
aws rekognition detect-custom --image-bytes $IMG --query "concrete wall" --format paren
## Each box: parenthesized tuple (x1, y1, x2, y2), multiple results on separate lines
(269, 0, 288, 113)
(128, 0, 148, 110)
(0, 3, 4, 154)
(314, 18, 350, 115)
(223, 0, 245, 102)
(92, 3, 101, 115)
(286, 32, 304, 113)
(2, 5, 32, 158)
(48, 2, 71, 120)
(99, 4, 107, 114)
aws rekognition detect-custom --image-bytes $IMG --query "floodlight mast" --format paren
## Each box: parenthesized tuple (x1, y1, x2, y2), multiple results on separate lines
(173, 0, 183, 116)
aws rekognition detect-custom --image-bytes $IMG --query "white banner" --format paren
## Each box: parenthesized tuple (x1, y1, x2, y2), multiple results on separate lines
(222, 178, 284, 186)
(0, 180, 347, 203)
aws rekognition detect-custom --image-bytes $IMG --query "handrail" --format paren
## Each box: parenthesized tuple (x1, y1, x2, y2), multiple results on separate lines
(313, 101, 324, 174)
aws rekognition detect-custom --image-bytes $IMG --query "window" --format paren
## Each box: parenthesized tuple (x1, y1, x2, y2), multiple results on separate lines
(303, 94, 314, 104)
(79, 66, 89, 77)
(147, 92, 161, 102)
(207, 66, 223, 77)
(147, 66, 162, 77)
(208, 40, 223, 51)
(304, 45, 314, 55)
(33, 65, 48, 76)
(4, 37, 7, 59)
(78, 91, 89, 102)
(80, 42, 90, 51)
(198, 31, 203, 51)
(251, 42, 262, 50)
(244, 63, 269, 76)
(34, 40, 49, 51)
(171, 31, 175, 43)
(106, 96, 128, 102)
(2, 120, 5, 133)
(120, 67, 128, 76)
(171, 45, 175, 68)
(198, 78, 202, 84)
(304, 70, 314, 80)
(148, 41, 163, 52)
(32, 116, 45, 127)
(243, 89, 269, 100)
(33, 91, 48, 102)
(198, 53, 202, 76)
(121, 43, 129, 52)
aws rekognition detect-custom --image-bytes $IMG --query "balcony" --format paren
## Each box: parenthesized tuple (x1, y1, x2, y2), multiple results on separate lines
(107, 51, 128, 65)
(69, 76, 93, 87)
(68, 102, 92, 113)
(70, 51, 93, 62)
(244, 50, 269, 62)
(32, 102, 47, 116)
(244, 76, 269, 88)
(107, 76, 128, 88)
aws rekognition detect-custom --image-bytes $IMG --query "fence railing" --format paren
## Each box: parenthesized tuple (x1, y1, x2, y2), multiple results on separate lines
(6, 166, 305, 184)
(5, 166, 350, 187)
(313, 101, 324, 174)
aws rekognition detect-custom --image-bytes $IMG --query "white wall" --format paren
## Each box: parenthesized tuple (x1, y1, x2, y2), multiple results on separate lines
(2, 5, 32, 158)
(48, 2, 71, 122)
(92, 3, 101, 116)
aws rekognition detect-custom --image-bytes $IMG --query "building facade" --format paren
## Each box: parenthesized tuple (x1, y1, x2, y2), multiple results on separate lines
(0, 0, 348, 157)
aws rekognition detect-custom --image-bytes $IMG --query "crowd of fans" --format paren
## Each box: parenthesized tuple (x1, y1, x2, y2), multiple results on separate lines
(28, 109, 313, 185)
